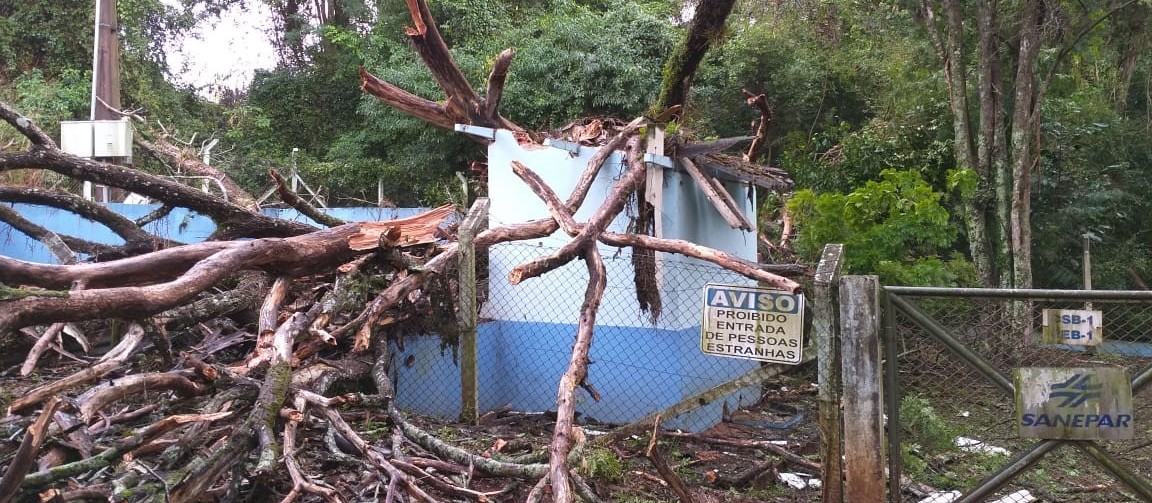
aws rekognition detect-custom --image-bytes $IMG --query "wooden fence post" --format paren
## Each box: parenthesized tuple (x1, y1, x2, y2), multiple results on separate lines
(458, 197, 489, 424)
(813, 244, 844, 503)
(839, 275, 885, 501)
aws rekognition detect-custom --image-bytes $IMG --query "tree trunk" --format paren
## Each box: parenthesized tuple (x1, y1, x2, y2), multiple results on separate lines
(654, 0, 738, 112)
(1008, 0, 1042, 292)
(1111, 2, 1149, 112)
(942, 0, 995, 287)
(975, 0, 1014, 289)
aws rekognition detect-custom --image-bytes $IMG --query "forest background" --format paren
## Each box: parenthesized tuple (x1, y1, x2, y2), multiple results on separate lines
(2, 0, 1151, 290)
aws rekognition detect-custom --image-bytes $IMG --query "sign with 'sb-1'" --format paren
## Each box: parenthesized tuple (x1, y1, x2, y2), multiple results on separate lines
(700, 284, 805, 364)
(1042, 309, 1102, 346)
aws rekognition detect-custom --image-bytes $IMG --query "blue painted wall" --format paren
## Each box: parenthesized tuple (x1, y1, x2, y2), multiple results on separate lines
(392, 129, 767, 431)
(392, 320, 763, 430)
(0, 203, 430, 264)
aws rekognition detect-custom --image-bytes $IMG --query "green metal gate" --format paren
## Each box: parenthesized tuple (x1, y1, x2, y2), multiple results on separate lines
(883, 287, 1152, 502)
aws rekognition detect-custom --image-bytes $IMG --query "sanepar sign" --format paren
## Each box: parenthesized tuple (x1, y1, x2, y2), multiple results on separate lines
(1015, 367, 1134, 440)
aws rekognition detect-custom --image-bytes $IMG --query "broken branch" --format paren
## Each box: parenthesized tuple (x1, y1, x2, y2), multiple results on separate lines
(0, 397, 61, 502)
(549, 244, 606, 503)
(509, 136, 645, 284)
(645, 415, 696, 503)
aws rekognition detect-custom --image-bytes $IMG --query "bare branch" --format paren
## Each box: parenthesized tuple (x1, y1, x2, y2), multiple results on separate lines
(0, 100, 56, 148)
(485, 48, 517, 127)
(7, 325, 144, 414)
(508, 136, 646, 284)
(270, 168, 345, 228)
(0, 149, 314, 239)
(402, 0, 481, 112)
(0, 186, 180, 254)
(548, 246, 605, 503)
(136, 137, 259, 210)
(359, 67, 454, 130)
(0, 397, 61, 502)
(0, 224, 363, 332)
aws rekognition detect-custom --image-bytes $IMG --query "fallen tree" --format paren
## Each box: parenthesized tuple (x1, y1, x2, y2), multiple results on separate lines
(0, 0, 810, 501)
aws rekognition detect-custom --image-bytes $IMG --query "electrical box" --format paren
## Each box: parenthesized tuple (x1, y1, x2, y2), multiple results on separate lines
(58, 120, 133, 161)
(92, 120, 133, 160)
(60, 121, 94, 158)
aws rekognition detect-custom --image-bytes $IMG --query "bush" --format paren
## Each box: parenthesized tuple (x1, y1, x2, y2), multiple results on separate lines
(787, 169, 976, 285)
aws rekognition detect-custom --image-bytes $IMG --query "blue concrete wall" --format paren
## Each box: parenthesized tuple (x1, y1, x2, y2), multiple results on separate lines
(0, 203, 430, 264)
(392, 320, 762, 431)
(390, 129, 766, 430)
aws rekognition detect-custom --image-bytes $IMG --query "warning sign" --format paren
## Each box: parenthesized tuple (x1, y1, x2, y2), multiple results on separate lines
(700, 284, 805, 364)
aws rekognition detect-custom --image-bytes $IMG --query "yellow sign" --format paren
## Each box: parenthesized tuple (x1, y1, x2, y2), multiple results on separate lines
(700, 284, 804, 364)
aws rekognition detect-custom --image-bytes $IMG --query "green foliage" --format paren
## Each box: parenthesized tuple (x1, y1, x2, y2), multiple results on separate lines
(900, 394, 1013, 489)
(899, 393, 956, 485)
(779, 108, 953, 194)
(246, 50, 363, 155)
(946, 168, 979, 199)
(901, 394, 957, 453)
(0, 1, 95, 79)
(692, 0, 942, 156)
(489, 3, 675, 127)
(874, 256, 980, 288)
(1032, 96, 1152, 289)
(580, 446, 623, 482)
(0, 0, 197, 81)
(118, 0, 197, 67)
(10, 69, 89, 127)
(788, 169, 974, 285)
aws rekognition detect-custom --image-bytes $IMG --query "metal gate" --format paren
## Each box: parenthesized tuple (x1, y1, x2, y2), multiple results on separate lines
(883, 287, 1152, 502)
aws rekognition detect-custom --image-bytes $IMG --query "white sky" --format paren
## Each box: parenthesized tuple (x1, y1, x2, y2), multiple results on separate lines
(164, 1, 277, 96)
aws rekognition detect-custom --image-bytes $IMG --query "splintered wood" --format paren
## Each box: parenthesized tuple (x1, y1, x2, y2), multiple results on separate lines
(346, 204, 455, 251)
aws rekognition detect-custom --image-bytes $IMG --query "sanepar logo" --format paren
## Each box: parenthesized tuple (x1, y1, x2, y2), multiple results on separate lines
(1015, 367, 1134, 440)
(1020, 372, 1130, 428)
(1047, 373, 1102, 407)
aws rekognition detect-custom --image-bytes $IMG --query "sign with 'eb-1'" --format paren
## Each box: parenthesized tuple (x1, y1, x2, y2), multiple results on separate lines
(700, 284, 804, 364)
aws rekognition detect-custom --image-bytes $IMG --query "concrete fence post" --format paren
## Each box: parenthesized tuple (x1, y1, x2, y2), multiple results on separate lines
(458, 197, 489, 424)
(813, 244, 845, 503)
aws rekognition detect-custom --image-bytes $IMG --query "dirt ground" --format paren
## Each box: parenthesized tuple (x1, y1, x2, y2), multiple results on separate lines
(0, 347, 826, 502)
(388, 364, 827, 503)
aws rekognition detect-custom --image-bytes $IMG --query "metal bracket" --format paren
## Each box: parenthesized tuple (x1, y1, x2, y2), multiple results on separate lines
(454, 124, 496, 141)
(543, 138, 581, 155)
(643, 152, 674, 168)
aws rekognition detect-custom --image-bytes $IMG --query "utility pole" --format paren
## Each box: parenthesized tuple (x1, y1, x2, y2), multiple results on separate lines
(86, 0, 122, 201)
(91, 0, 121, 121)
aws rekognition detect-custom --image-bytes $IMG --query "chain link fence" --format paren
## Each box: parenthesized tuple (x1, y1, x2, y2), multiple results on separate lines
(888, 291, 1152, 502)
(391, 241, 807, 432)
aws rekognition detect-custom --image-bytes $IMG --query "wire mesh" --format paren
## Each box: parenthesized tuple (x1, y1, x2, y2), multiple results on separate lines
(391, 241, 807, 432)
(890, 293, 1152, 502)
